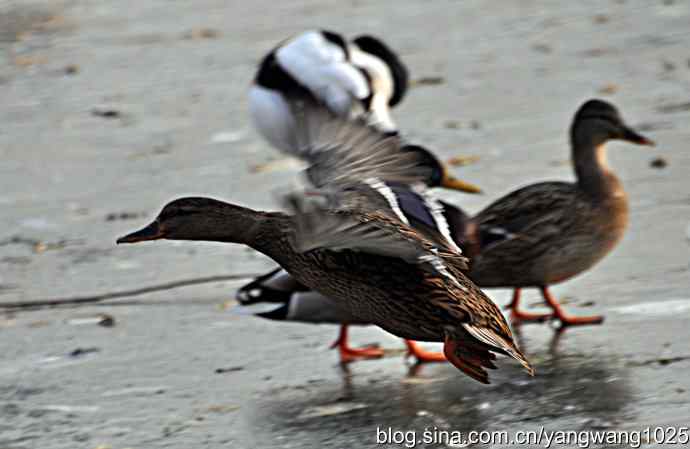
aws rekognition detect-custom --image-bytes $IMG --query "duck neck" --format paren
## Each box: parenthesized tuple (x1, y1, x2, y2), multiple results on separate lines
(173, 203, 295, 262)
(245, 211, 297, 264)
(572, 138, 624, 202)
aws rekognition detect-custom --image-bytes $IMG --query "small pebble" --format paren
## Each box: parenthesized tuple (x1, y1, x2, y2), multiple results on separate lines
(91, 107, 121, 119)
(215, 366, 244, 374)
(411, 76, 445, 87)
(183, 28, 220, 40)
(105, 212, 142, 221)
(14, 54, 47, 67)
(532, 43, 552, 53)
(650, 157, 667, 169)
(68, 314, 115, 327)
(662, 60, 676, 72)
(69, 347, 100, 358)
(599, 83, 619, 95)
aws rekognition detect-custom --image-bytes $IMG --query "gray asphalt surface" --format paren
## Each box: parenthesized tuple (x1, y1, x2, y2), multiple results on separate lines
(1, 0, 690, 448)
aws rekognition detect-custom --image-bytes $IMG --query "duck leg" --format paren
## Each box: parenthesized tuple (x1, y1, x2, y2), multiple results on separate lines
(505, 288, 553, 323)
(540, 287, 604, 326)
(404, 340, 446, 363)
(330, 325, 384, 362)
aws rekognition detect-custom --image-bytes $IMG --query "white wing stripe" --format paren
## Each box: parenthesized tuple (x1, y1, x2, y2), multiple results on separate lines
(365, 178, 409, 224)
(412, 185, 463, 254)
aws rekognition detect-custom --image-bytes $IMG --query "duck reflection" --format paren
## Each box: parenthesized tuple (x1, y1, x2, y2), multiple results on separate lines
(250, 331, 632, 447)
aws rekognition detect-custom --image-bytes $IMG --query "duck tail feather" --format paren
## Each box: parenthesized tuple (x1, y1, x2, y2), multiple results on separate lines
(462, 323, 535, 377)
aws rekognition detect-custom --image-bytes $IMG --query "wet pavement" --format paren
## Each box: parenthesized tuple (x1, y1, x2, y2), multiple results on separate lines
(1, 0, 690, 447)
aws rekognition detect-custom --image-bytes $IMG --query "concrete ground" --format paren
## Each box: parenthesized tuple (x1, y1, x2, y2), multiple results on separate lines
(1, 0, 689, 447)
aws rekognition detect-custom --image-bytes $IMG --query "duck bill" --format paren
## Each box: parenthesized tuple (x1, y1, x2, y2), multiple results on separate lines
(116, 221, 164, 244)
(441, 170, 482, 194)
(622, 127, 655, 146)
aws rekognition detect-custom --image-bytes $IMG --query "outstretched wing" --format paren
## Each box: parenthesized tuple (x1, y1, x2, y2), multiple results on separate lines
(280, 93, 466, 277)
(283, 189, 468, 275)
(278, 97, 430, 189)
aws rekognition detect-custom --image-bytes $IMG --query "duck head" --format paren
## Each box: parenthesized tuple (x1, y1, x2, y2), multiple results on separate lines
(352, 35, 409, 107)
(571, 99, 655, 148)
(116, 197, 263, 245)
(400, 144, 482, 193)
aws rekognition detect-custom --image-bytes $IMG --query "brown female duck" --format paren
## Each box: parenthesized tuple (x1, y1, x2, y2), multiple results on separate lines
(118, 101, 533, 384)
(247, 30, 480, 362)
(459, 99, 655, 326)
(235, 143, 480, 365)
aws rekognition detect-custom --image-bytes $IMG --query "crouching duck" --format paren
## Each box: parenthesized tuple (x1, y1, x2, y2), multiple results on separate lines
(118, 100, 533, 384)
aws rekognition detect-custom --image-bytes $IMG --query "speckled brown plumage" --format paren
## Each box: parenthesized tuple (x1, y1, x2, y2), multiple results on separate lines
(117, 98, 534, 383)
(452, 99, 654, 326)
(467, 181, 629, 287)
(118, 197, 533, 383)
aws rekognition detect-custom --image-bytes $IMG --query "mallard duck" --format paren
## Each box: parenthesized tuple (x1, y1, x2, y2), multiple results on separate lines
(456, 99, 654, 326)
(246, 30, 480, 362)
(118, 100, 533, 384)
(235, 188, 464, 364)
(249, 29, 407, 149)
(235, 268, 392, 362)
(236, 143, 481, 364)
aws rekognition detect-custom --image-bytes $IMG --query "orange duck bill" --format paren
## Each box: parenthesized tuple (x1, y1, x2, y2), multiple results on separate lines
(441, 169, 482, 193)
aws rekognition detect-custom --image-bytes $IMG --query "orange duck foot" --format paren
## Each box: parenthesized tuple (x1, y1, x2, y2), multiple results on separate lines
(505, 288, 552, 324)
(554, 312, 605, 327)
(330, 325, 384, 363)
(404, 340, 446, 363)
(508, 308, 553, 323)
(333, 343, 384, 363)
(540, 287, 605, 327)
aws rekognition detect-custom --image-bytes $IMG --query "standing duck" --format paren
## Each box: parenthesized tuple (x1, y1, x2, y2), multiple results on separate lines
(118, 100, 533, 384)
(459, 99, 655, 326)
